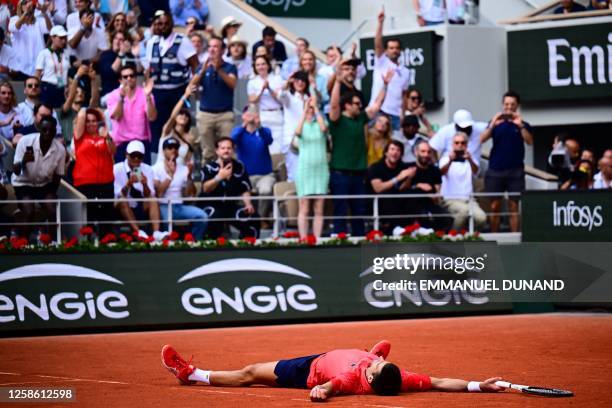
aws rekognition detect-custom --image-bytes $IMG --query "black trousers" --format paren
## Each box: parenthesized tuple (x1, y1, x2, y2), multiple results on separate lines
(76, 183, 116, 235)
(200, 202, 260, 239)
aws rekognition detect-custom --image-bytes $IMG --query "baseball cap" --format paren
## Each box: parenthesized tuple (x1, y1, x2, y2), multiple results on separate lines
(453, 109, 474, 128)
(50, 26, 68, 37)
(162, 137, 180, 150)
(402, 115, 420, 127)
(126, 140, 145, 155)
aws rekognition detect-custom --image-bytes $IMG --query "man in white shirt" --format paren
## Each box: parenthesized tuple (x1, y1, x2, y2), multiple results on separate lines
(439, 132, 486, 230)
(15, 77, 62, 136)
(371, 8, 411, 131)
(67, 2, 108, 63)
(0, 28, 15, 81)
(153, 137, 207, 240)
(413, 0, 446, 26)
(11, 115, 65, 238)
(430, 109, 485, 167)
(113, 140, 167, 241)
(392, 115, 427, 163)
(593, 154, 611, 189)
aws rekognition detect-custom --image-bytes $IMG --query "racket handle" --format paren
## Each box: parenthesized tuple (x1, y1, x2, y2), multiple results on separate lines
(495, 381, 511, 388)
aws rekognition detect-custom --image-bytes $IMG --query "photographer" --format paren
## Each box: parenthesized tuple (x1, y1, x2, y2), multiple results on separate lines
(199, 137, 259, 239)
(439, 133, 486, 230)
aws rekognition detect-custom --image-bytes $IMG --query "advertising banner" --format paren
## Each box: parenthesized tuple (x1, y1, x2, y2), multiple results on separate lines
(245, 0, 350, 19)
(507, 23, 612, 102)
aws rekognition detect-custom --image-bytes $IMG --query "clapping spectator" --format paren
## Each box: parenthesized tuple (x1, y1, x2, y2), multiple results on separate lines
(169, 0, 208, 27)
(231, 106, 275, 225)
(294, 97, 329, 239)
(73, 107, 116, 235)
(11, 115, 65, 239)
(159, 84, 197, 167)
(0, 81, 21, 144)
(99, 30, 139, 97)
(105, 11, 128, 41)
(366, 114, 392, 166)
(251, 26, 287, 63)
(279, 71, 310, 181)
(67, 2, 108, 65)
(248, 55, 283, 154)
(403, 88, 434, 137)
(107, 64, 157, 163)
(153, 137, 208, 240)
(34, 25, 69, 109)
(393, 115, 427, 163)
(9, 0, 52, 78)
(439, 133, 486, 230)
(225, 35, 251, 79)
(554, 0, 587, 13)
(281, 37, 308, 80)
(480, 91, 534, 232)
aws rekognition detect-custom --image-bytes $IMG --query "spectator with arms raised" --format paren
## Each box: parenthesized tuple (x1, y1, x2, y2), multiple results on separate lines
(9, 0, 52, 78)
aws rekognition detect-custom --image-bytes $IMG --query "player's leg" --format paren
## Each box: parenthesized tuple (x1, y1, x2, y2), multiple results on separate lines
(207, 362, 279, 386)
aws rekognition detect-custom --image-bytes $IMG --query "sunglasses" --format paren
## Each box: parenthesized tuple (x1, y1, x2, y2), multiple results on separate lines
(122, 74, 135, 79)
(26, 83, 40, 89)
(454, 141, 467, 145)
(409, 96, 421, 101)
(129, 153, 144, 159)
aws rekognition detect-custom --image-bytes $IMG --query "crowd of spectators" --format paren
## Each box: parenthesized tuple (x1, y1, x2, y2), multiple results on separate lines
(0, 1, 609, 244)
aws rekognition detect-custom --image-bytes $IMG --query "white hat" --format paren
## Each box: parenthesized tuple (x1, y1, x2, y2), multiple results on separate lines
(126, 140, 145, 155)
(453, 109, 474, 128)
(228, 34, 247, 46)
(221, 16, 241, 30)
(50, 25, 68, 37)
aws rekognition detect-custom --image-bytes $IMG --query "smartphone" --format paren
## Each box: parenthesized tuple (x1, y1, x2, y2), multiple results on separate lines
(132, 167, 142, 181)
(500, 113, 513, 121)
(26, 145, 34, 154)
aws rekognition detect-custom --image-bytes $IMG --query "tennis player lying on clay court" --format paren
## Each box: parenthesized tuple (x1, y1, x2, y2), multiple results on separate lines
(161, 340, 503, 401)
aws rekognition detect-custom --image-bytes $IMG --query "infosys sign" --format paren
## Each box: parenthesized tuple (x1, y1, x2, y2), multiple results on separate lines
(523, 191, 612, 242)
(508, 23, 612, 102)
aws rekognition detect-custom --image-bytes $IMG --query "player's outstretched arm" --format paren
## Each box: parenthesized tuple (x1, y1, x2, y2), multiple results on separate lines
(309, 381, 334, 402)
(431, 376, 504, 392)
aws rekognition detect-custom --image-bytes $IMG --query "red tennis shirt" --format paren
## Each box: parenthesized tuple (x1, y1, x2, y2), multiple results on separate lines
(306, 340, 432, 394)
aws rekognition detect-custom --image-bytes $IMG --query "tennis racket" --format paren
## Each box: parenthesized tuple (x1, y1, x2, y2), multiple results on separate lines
(495, 381, 573, 397)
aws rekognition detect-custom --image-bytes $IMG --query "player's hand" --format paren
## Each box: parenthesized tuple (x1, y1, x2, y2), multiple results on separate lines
(309, 385, 330, 402)
(479, 377, 504, 392)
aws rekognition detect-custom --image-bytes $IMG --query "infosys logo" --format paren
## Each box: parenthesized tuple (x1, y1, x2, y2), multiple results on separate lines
(553, 200, 603, 231)
(0, 264, 130, 323)
(179, 258, 318, 315)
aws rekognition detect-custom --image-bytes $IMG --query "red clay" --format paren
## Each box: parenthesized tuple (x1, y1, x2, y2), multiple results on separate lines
(1, 313, 611, 407)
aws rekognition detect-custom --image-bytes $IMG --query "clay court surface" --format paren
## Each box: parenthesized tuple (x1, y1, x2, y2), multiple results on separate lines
(1, 313, 611, 407)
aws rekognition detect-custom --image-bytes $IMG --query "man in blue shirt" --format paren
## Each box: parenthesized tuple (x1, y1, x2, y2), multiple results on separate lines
(480, 90, 534, 233)
(192, 36, 237, 163)
(231, 105, 275, 223)
(169, 0, 209, 26)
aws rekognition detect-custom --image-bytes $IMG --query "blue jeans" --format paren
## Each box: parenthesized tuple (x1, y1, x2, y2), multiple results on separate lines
(382, 112, 401, 131)
(330, 171, 367, 236)
(160, 203, 208, 240)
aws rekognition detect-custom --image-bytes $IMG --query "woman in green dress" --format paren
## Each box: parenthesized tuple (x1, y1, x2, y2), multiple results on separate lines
(294, 97, 329, 239)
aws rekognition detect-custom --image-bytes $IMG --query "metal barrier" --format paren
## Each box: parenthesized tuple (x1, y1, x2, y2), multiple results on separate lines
(0, 191, 521, 242)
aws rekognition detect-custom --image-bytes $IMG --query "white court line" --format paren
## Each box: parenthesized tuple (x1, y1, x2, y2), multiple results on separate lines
(0, 372, 21, 376)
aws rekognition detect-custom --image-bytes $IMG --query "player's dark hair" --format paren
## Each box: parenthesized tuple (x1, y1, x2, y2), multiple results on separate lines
(370, 363, 402, 396)
(503, 90, 521, 105)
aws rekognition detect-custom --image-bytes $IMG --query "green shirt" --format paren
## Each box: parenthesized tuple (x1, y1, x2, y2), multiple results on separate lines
(329, 112, 368, 171)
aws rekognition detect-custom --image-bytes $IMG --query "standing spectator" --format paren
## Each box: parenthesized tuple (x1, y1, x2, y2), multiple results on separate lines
(199, 137, 260, 239)
(294, 97, 329, 239)
(318, 45, 342, 83)
(136, 0, 170, 27)
(12, 102, 60, 146)
(219, 16, 241, 46)
(406, 140, 451, 230)
(328, 66, 390, 237)
(280, 37, 308, 80)
(189, 32, 208, 65)
(98, 30, 138, 97)
(11, 115, 65, 239)
(299, 50, 329, 109)
(9, 0, 52, 78)
(366, 114, 392, 166)
(143, 11, 197, 157)
(193, 36, 236, 162)
(169, 0, 208, 27)
(225, 35, 251, 79)
(439, 132, 486, 230)
(372, 9, 411, 131)
(231, 106, 275, 225)
(0, 81, 19, 144)
(153, 137, 208, 240)
(593, 155, 611, 189)
(15, 76, 62, 136)
(251, 26, 287, 63)
(413, 0, 446, 26)
(560, 159, 594, 190)
(34, 25, 70, 109)
(326, 58, 365, 108)
(0, 28, 16, 81)
(429, 109, 485, 165)
(248, 55, 283, 154)
(67, 4, 109, 64)
(368, 140, 417, 234)
(158, 84, 197, 167)
(480, 91, 534, 233)
(113, 140, 167, 240)
(393, 115, 427, 163)
(554, 0, 587, 13)
(279, 71, 309, 181)
(99, 0, 129, 20)
(59, 68, 92, 146)
(105, 11, 128, 41)
(403, 88, 434, 137)
(107, 64, 157, 162)
(72, 107, 116, 235)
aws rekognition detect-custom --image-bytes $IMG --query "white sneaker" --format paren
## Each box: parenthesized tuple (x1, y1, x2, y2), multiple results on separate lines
(137, 229, 149, 239)
(153, 230, 169, 241)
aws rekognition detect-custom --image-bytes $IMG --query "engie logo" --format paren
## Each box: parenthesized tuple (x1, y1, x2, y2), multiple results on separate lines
(0, 264, 130, 323)
(179, 258, 318, 316)
(360, 254, 489, 308)
(553, 200, 603, 231)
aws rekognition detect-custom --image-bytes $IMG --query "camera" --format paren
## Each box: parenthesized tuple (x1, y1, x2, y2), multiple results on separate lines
(453, 150, 465, 162)
(548, 138, 570, 170)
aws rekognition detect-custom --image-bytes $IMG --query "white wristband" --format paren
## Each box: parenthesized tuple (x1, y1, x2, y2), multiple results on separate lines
(467, 381, 481, 392)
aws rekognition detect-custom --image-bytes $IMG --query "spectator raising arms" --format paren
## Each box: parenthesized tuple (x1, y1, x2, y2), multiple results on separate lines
(35, 25, 69, 109)
(99, 30, 139, 97)
(9, 0, 52, 78)
(72, 107, 116, 235)
(169, 0, 209, 27)
(294, 96, 329, 239)
(59, 69, 92, 146)
(403, 88, 434, 137)
(159, 83, 197, 167)
(248, 55, 283, 154)
(67, 3, 109, 65)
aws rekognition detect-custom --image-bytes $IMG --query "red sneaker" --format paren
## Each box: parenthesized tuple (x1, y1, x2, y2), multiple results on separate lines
(161, 345, 196, 385)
